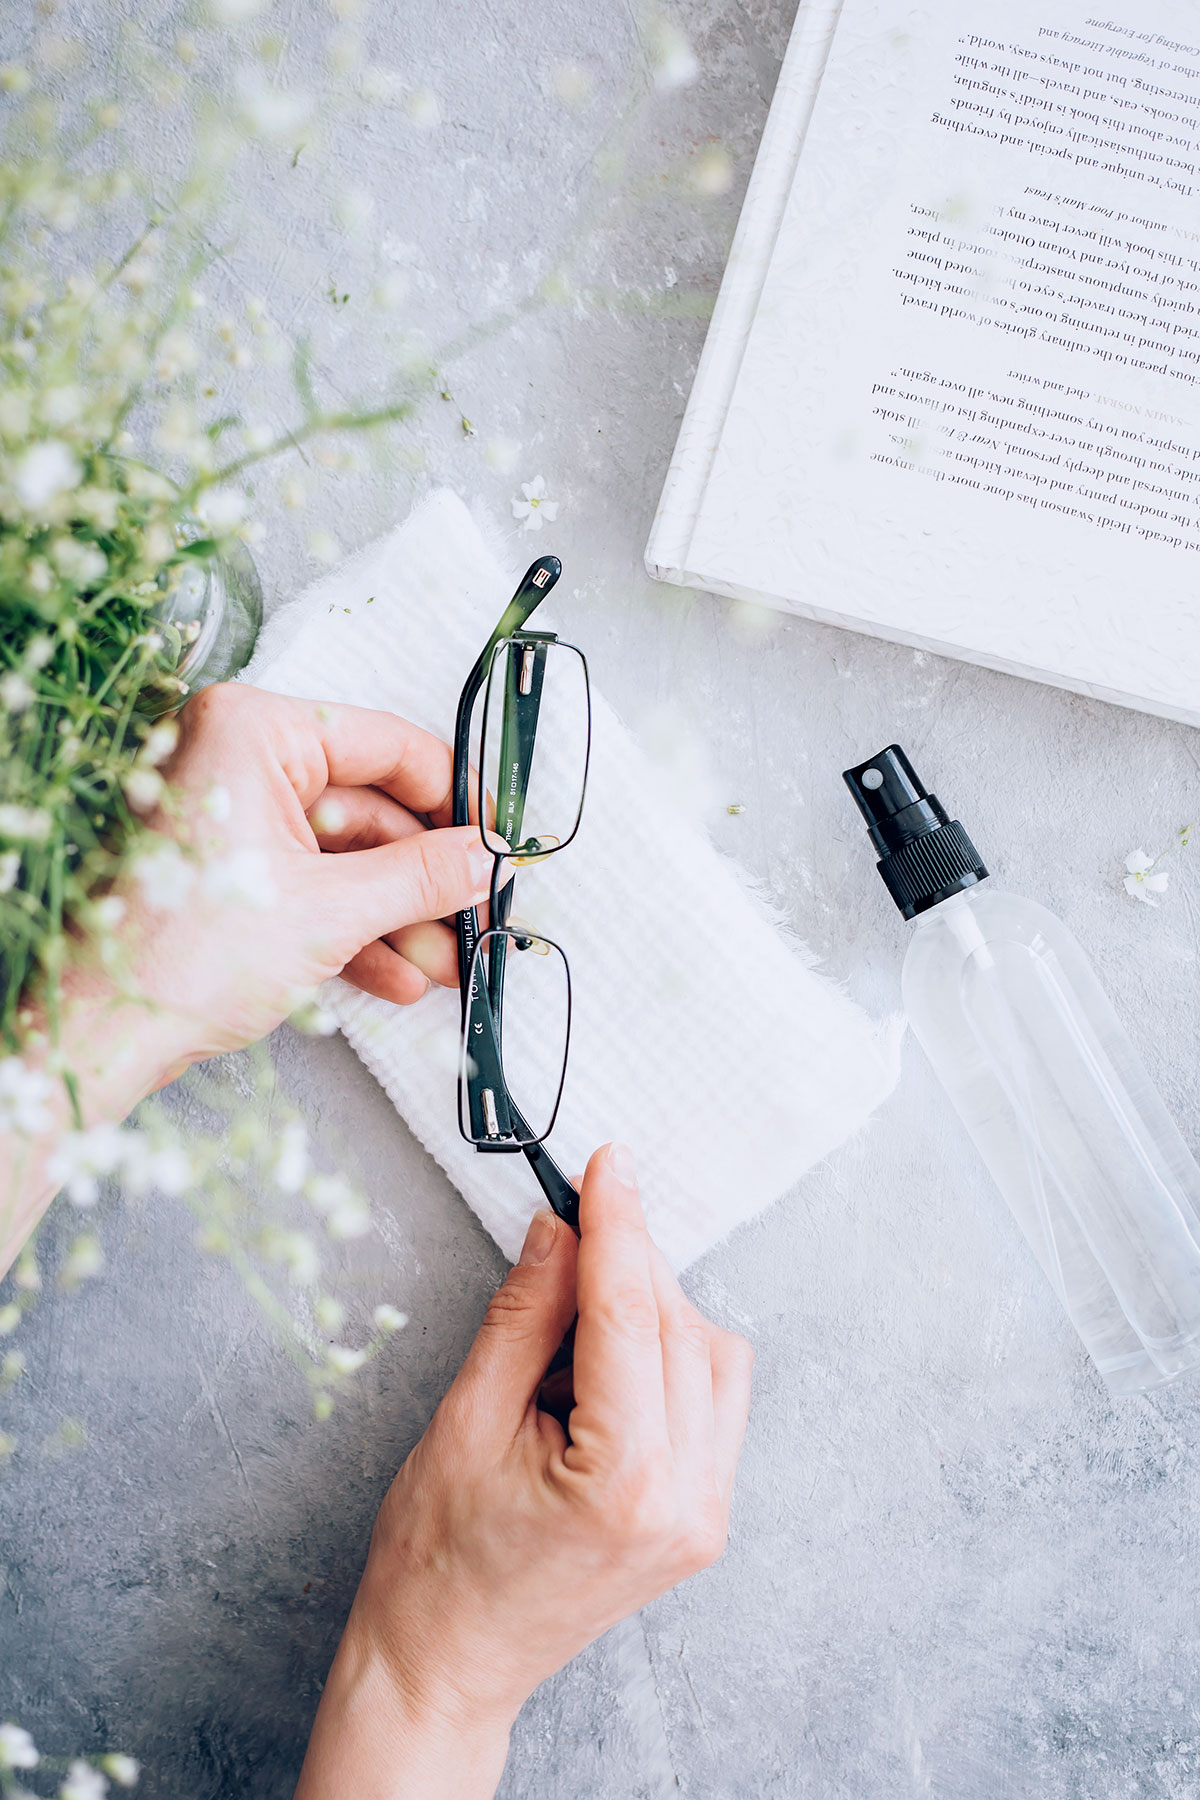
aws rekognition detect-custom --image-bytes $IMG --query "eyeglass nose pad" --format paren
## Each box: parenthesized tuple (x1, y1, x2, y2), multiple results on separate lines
(509, 834, 562, 865)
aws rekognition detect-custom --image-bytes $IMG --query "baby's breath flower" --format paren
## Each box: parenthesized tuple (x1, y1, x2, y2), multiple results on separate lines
(99, 1755, 140, 1788)
(0, 1723, 39, 1770)
(133, 842, 196, 911)
(123, 768, 163, 813)
(48, 1122, 129, 1207)
(326, 1344, 367, 1375)
(0, 65, 32, 95)
(140, 720, 179, 766)
(403, 87, 442, 127)
(649, 17, 700, 90)
(49, 536, 107, 588)
(60, 1234, 105, 1289)
(0, 1059, 54, 1135)
(202, 847, 278, 908)
(314, 1295, 345, 1333)
(0, 804, 51, 842)
(265, 1227, 321, 1287)
(196, 485, 248, 534)
(60, 1759, 109, 1800)
(0, 672, 35, 713)
(372, 1304, 407, 1333)
(235, 69, 313, 141)
(11, 439, 81, 512)
(0, 1305, 21, 1338)
(307, 528, 341, 564)
(0, 850, 21, 894)
(272, 1120, 309, 1194)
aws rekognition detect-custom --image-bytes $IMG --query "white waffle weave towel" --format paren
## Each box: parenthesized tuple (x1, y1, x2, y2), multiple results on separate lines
(243, 490, 897, 1266)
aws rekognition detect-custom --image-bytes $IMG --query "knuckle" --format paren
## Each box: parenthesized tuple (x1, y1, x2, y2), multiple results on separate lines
(599, 1464, 677, 1545)
(681, 1509, 727, 1572)
(668, 1305, 712, 1358)
(722, 1329, 755, 1374)
(404, 833, 449, 922)
(479, 1272, 544, 1342)
(185, 680, 244, 730)
(593, 1283, 661, 1344)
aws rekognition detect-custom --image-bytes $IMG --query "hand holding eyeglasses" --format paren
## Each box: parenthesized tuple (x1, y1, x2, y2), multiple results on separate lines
(294, 1142, 754, 1800)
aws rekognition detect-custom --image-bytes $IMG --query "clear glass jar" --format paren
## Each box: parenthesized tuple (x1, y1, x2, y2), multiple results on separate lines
(156, 537, 264, 691)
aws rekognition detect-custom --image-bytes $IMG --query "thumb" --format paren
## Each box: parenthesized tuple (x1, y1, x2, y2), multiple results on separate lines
(445, 1211, 579, 1443)
(319, 824, 498, 949)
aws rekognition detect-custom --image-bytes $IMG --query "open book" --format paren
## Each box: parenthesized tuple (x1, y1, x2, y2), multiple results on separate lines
(648, 0, 1200, 726)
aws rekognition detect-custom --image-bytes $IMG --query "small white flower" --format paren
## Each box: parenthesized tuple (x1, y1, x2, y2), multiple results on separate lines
(196, 486, 248, 534)
(273, 1120, 309, 1194)
(1123, 848, 1170, 907)
(48, 1123, 129, 1207)
(484, 436, 520, 476)
(12, 440, 80, 512)
(309, 797, 346, 836)
(202, 784, 232, 823)
(134, 844, 195, 911)
(403, 87, 442, 127)
(649, 18, 699, 90)
(265, 1228, 321, 1287)
(236, 70, 313, 142)
(140, 721, 178, 767)
(0, 1058, 54, 1135)
(334, 188, 374, 233)
(511, 475, 559, 532)
(120, 1137, 194, 1198)
(326, 1344, 367, 1375)
(0, 804, 50, 842)
(60, 1234, 105, 1287)
(0, 1304, 20, 1336)
(0, 850, 20, 893)
(307, 529, 341, 565)
(50, 537, 107, 588)
(60, 1759, 109, 1800)
(154, 329, 198, 382)
(552, 62, 592, 106)
(0, 672, 34, 713)
(372, 1304, 407, 1333)
(92, 895, 126, 932)
(25, 634, 54, 670)
(203, 847, 278, 909)
(39, 384, 84, 427)
(314, 1296, 345, 1333)
(124, 768, 163, 814)
(100, 1755, 140, 1788)
(0, 1722, 39, 1769)
(206, 0, 266, 19)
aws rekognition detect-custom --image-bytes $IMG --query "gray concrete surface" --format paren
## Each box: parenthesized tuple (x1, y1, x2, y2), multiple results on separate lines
(6, 2, 1200, 1796)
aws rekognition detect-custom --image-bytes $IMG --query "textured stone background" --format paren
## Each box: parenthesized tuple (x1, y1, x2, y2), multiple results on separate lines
(5, 2, 1200, 1796)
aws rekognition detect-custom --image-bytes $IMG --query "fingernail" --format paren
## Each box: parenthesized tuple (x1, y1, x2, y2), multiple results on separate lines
(606, 1141, 637, 1187)
(519, 1209, 558, 1265)
(467, 840, 496, 897)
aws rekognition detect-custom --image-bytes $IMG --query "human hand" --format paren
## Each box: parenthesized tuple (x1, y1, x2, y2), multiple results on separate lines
(294, 1143, 754, 1800)
(113, 680, 498, 1083)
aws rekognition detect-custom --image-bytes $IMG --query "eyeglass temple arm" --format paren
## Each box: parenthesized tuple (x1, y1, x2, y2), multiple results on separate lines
(451, 555, 562, 831)
(517, 1118, 580, 1232)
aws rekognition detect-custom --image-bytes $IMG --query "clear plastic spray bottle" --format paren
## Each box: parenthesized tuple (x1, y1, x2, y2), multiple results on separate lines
(845, 743, 1200, 1396)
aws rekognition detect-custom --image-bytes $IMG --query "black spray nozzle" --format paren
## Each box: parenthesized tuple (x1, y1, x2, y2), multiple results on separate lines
(843, 744, 988, 921)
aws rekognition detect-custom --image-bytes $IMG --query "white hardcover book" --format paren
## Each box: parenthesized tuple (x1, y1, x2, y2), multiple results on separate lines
(647, 0, 1200, 726)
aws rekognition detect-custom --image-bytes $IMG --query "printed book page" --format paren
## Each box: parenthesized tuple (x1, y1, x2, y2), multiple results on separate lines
(685, 0, 1200, 719)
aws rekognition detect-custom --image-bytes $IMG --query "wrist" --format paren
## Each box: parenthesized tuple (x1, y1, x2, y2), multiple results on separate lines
(296, 1608, 513, 1800)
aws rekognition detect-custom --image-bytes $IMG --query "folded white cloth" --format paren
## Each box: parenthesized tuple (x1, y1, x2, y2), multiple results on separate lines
(243, 490, 897, 1265)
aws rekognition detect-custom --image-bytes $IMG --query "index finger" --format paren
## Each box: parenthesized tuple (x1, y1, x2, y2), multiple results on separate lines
(565, 1143, 668, 1469)
(255, 688, 459, 821)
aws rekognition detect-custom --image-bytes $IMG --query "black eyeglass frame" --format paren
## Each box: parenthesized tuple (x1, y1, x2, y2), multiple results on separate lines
(452, 556, 590, 1230)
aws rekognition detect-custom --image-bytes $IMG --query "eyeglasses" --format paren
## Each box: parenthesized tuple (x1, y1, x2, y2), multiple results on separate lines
(453, 557, 591, 1231)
